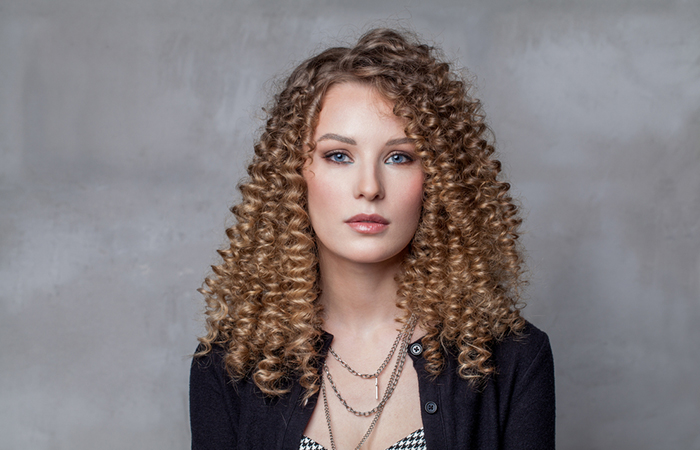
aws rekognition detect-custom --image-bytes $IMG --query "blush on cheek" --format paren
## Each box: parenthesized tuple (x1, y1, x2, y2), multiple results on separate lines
(406, 176, 425, 209)
(304, 167, 343, 232)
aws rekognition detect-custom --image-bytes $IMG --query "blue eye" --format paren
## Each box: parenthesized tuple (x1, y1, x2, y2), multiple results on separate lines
(324, 152, 351, 164)
(386, 153, 413, 164)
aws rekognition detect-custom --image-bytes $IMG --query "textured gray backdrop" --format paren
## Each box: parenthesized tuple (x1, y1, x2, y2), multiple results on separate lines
(1, 1, 698, 449)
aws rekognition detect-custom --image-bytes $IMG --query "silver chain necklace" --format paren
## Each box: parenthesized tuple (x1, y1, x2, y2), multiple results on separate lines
(328, 316, 412, 400)
(322, 372, 385, 450)
(321, 316, 417, 450)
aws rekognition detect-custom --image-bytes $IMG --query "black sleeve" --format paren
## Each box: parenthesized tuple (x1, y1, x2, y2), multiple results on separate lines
(501, 328, 556, 450)
(189, 346, 238, 450)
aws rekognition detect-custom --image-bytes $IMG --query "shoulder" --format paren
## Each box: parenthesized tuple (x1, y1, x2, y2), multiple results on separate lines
(416, 322, 555, 449)
(189, 342, 317, 449)
(191, 343, 229, 382)
(189, 343, 243, 449)
(189, 343, 241, 409)
(489, 322, 556, 447)
(439, 321, 553, 391)
(489, 321, 555, 400)
(491, 321, 552, 366)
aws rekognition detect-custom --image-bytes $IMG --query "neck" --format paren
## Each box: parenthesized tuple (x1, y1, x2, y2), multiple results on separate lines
(318, 252, 405, 335)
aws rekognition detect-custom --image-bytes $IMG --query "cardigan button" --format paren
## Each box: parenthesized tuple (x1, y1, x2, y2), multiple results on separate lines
(409, 343, 423, 356)
(424, 401, 438, 414)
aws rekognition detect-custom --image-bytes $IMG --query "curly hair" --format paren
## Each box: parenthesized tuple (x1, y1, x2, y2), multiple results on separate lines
(197, 28, 526, 400)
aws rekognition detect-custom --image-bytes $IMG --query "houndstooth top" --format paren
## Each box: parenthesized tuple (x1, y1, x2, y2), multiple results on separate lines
(299, 428, 426, 450)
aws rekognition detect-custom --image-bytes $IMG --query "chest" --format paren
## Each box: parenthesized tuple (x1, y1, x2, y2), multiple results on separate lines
(302, 361, 423, 450)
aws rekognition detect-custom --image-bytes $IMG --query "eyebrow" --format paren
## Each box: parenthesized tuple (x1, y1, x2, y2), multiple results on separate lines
(317, 133, 356, 145)
(316, 134, 415, 147)
(385, 137, 414, 146)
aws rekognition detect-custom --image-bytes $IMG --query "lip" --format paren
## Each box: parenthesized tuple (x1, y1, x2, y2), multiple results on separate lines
(345, 214, 390, 234)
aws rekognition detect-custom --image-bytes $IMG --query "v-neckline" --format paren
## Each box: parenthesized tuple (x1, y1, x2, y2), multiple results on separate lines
(300, 427, 425, 450)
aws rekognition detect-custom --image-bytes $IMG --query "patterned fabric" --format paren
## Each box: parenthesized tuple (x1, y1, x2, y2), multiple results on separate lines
(299, 428, 426, 450)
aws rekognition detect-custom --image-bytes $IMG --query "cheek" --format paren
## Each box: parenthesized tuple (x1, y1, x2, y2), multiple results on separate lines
(305, 176, 322, 218)
(403, 174, 425, 220)
(305, 170, 339, 222)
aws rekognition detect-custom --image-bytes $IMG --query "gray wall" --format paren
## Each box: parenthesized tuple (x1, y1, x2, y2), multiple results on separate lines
(1, 1, 698, 449)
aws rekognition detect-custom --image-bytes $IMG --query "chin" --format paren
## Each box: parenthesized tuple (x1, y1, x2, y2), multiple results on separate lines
(342, 247, 409, 266)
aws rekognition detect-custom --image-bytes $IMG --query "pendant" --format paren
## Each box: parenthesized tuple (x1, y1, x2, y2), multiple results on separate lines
(375, 377, 378, 400)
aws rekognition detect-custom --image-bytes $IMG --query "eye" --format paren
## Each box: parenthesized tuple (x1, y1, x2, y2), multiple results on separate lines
(385, 152, 414, 165)
(324, 151, 352, 164)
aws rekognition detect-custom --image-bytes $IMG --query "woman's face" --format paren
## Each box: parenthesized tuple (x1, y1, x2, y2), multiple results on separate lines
(303, 82, 424, 267)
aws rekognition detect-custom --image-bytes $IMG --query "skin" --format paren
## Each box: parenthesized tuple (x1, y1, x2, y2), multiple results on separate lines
(304, 83, 424, 270)
(302, 82, 425, 449)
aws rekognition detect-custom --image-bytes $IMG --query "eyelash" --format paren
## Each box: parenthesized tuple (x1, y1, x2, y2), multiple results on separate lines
(385, 153, 414, 164)
(323, 151, 351, 164)
(322, 151, 414, 165)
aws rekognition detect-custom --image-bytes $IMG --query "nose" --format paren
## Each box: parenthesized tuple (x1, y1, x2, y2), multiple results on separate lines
(354, 162, 384, 201)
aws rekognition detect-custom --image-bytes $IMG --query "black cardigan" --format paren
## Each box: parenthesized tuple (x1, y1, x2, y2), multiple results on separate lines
(190, 322, 555, 449)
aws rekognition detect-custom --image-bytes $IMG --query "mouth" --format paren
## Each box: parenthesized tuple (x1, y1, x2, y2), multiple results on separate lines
(346, 214, 390, 225)
(345, 214, 389, 234)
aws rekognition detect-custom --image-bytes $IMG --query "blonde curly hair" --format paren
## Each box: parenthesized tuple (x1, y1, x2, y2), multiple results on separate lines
(197, 28, 526, 399)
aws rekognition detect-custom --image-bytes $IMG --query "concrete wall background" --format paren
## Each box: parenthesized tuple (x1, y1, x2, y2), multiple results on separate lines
(1, 1, 698, 449)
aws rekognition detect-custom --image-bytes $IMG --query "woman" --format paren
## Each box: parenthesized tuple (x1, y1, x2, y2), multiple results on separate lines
(190, 28, 555, 450)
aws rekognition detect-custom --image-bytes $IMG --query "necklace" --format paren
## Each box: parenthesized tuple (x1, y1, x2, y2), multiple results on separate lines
(321, 372, 385, 450)
(328, 317, 411, 400)
(321, 315, 417, 450)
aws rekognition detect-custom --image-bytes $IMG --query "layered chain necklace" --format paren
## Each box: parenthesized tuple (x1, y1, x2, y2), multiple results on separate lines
(321, 315, 417, 450)
(327, 322, 404, 400)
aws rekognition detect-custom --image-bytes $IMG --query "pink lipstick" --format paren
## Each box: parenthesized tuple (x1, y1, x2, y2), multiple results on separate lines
(346, 214, 389, 234)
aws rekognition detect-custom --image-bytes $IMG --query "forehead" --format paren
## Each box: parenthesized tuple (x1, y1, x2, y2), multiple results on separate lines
(313, 83, 403, 138)
(320, 82, 394, 116)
